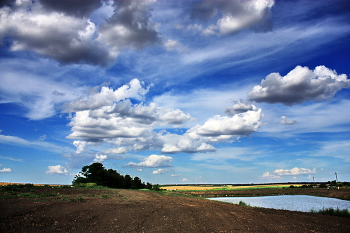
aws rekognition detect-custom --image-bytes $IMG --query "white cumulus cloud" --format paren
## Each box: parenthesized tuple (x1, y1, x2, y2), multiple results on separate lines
(0, 167, 12, 173)
(248, 66, 350, 105)
(93, 154, 107, 162)
(125, 154, 173, 168)
(280, 116, 297, 125)
(152, 168, 169, 174)
(192, 108, 263, 137)
(275, 167, 316, 176)
(224, 101, 254, 116)
(188, 0, 275, 36)
(46, 165, 68, 175)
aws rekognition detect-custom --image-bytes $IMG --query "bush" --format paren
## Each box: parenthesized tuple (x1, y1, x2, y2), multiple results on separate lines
(238, 201, 251, 207)
(74, 183, 97, 188)
(311, 207, 350, 218)
(151, 184, 163, 191)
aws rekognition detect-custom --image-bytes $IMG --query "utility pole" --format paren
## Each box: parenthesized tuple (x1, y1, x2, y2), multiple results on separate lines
(335, 172, 338, 182)
(335, 172, 339, 189)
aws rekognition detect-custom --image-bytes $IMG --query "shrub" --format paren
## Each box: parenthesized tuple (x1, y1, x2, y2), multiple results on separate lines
(151, 184, 163, 191)
(76, 196, 85, 202)
(311, 207, 350, 218)
(238, 201, 251, 207)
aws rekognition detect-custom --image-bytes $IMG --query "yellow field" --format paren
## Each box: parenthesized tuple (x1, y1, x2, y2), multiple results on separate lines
(161, 184, 301, 191)
(0, 182, 61, 186)
(162, 186, 223, 190)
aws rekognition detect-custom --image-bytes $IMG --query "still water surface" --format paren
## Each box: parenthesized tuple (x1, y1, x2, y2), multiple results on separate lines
(208, 195, 350, 212)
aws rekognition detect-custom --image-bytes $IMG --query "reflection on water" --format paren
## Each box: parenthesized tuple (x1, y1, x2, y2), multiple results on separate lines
(208, 195, 350, 212)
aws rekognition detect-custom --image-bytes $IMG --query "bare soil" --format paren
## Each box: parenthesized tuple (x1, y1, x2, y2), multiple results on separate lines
(1, 188, 350, 232)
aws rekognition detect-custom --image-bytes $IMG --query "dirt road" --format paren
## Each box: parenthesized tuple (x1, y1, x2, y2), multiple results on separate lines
(1, 188, 350, 232)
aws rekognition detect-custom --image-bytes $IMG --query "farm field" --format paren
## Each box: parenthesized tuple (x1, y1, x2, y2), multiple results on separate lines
(0, 185, 350, 233)
(161, 184, 302, 191)
(1, 185, 350, 232)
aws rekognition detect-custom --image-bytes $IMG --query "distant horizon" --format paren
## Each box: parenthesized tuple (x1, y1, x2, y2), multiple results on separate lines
(1, 180, 347, 187)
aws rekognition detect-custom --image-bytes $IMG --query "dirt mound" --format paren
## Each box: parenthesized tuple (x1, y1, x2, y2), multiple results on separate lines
(1, 188, 349, 232)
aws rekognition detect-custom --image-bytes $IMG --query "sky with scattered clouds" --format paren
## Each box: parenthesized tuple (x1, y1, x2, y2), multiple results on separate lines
(0, 0, 349, 185)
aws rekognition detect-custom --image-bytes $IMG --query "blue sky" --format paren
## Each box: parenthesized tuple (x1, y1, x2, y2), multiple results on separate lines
(0, 0, 349, 185)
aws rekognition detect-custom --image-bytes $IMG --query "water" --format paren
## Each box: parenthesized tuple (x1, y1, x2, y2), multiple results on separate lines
(208, 195, 350, 212)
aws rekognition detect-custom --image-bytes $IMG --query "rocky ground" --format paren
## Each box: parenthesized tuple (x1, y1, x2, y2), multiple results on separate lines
(1, 187, 350, 232)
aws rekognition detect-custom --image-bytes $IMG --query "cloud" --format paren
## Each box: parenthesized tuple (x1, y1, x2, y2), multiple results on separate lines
(0, 1, 114, 66)
(0, 167, 12, 173)
(160, 133, 217, 154)
(274, 167, 316, 176)
(0, 134, 73, 154)
(46, 165, 68, 175)
(191, 107, 263, 137)
(261, 167, 316, 179)
(224, 101, 254, 116)
(0, 156, 23, 162)
(64, 79, 150, 112)
(260, 172, 279, 179)
(248, 66, 350, 105)
(66, 79, 192, 153)
(125, 154, 173, 168)
(93, 154, 107, 162)
(38, 135, 46, 141)
(311, 140, 350, 162)
(164, 39, 180, 51)
(103, 148, 128, 154)
(0, 58, 88, 120)
(164, 39, 188, 53)
(0, 0, 160, 66)
(189, 0, 275, 35)
(152, 168, 169, 174)
(280, 116, 297, 125)
(97, 0, 160, 51)
(66, 80, 263, 155)
(38, 0, 102, 18)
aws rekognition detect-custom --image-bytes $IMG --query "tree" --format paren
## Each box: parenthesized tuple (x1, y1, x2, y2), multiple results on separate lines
(72, 162, 152, 189)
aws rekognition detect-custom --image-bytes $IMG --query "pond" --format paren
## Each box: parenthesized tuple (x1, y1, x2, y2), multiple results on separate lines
(208, 195, 350, 212)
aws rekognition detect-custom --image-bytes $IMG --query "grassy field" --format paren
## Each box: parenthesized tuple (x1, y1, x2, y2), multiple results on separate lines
(161, 184, 302, 191)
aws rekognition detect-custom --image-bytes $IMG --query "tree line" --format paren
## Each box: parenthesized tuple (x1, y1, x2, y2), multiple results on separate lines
(72, 162, 153, 189)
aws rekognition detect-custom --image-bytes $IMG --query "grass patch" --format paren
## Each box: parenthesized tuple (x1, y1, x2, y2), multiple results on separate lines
(238, 200, 251, 207)
(61, 195, 85, 202)
(17, 193, 38, 198)
(101, 195, 110, 199)
(76, 196, 85, 202)
(310, 207, 350, 218)
(38, 192, 58, 197)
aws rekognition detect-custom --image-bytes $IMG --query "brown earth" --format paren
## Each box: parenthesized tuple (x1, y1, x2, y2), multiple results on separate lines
(1, 188, 350, 232)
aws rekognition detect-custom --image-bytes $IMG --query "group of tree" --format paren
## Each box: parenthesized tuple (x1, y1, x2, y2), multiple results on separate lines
(72, 162, 153, 189)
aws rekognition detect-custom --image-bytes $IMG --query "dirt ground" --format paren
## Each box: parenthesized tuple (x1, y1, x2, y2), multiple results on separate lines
(1, 188, 350, 232)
